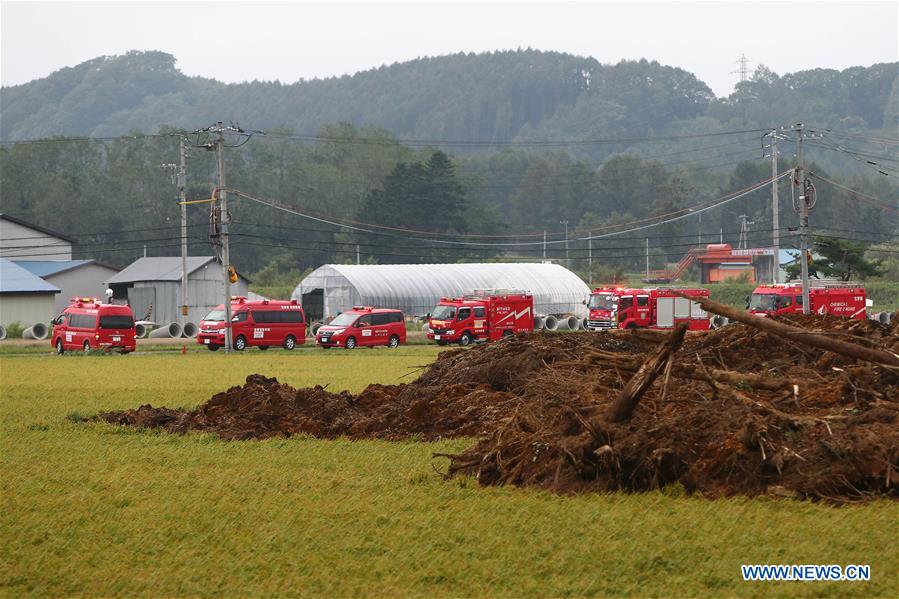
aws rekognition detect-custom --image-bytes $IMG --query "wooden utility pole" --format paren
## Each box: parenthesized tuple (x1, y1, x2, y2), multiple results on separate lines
(795, 124, 811, 314)
(769, 129, 780, 283)
(179, 136, 189, 321)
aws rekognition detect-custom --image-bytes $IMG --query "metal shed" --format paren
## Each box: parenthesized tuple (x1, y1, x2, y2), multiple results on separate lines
(293, 263, 591, 321)
(0, 258, 60, 326)
(14, 260, 120, 314)
(105, 257, 249, 325)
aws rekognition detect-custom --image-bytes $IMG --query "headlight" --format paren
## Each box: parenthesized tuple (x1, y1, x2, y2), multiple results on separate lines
(447, 329, 455, 335)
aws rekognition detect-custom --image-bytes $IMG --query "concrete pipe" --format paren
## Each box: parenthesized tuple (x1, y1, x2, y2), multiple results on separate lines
(148, 322, 183, 339)
(876, 311, 891, 325)
(182, 322, 198, 338)
(422, 322, 431, 333)
(134, 323, 148, 338)
(533, 316, 545, 331)
(0, 325, 6, 340)
(543, 315, 559, 331)
(310, 322, 323, 336)
(581, 317, 588, 330)
(566, 316, 580, 331)
(712, 315, 730, 329)
(22, 322, 48, 340)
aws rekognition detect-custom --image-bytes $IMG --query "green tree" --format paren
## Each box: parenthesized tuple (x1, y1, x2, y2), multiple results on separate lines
(785, 236, 883, 281)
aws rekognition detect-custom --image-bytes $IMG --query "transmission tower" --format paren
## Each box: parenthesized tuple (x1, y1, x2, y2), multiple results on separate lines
(731, 54, 751, 83)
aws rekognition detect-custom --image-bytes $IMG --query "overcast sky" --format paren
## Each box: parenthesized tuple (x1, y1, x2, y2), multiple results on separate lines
(1, 1, 896, 96)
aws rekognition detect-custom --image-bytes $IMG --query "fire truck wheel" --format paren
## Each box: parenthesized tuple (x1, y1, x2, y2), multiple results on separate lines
(436, 340, 448, 346)
(55, 339, 64, 355)
(388, 335, 400, 348)
(283, 335, 297, 350)
(83, 340, 91, 352)
(625, 322, 637, 330)
(258, 345, 269, 351)
(459, 332, 473, 346)
(208, 344, 220, 351)
(233, 335, 247, 351)
(502, 330, 513, 339)
(345, 336, 357, 350)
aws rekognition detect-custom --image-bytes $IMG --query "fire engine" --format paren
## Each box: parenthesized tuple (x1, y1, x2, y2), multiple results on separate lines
(51, 298, 137, 354)
(748, 284, 868, 319)
(427, 289, 533, 346)
(586, 287, 711, 331)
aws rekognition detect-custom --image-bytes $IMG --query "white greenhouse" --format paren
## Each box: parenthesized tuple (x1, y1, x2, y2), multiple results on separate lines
(292, 263, 591, 322)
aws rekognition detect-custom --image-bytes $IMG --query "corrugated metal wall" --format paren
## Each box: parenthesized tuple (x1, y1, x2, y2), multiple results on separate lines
(128, 276, 248, 324)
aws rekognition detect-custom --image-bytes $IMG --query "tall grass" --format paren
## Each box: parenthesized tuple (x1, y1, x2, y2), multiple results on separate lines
(1, 350, 896, 597)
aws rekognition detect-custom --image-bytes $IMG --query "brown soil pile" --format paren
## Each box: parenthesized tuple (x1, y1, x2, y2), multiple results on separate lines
(101, 315, 898, 502)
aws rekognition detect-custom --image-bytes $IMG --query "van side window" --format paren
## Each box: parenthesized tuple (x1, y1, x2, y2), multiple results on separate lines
(282, 310, 304, 323)
(473, 307, 486, 318)
(371, 313, 390, 326)
(391, 312, 403, 323)
(234, 311, 248, 322)
(357, 315, 372, 327)
(70, 314, 96, 329)
(457, 308, 471, 320)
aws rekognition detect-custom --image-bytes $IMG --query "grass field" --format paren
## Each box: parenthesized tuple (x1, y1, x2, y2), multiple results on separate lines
(1, 348, 897, 597)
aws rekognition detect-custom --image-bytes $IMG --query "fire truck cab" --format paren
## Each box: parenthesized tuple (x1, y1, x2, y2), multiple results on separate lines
(427, 289, 533, 346)
(586, 287, 711, 331)
(748, 284, 867, 319)
(197, 297, 307, 351)
(51, 298, 137, 354)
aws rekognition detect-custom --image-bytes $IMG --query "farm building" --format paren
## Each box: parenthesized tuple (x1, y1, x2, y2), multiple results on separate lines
(105, 256, 249, 325)
(14, 260, 119, 314)
(0, 213, 74, 260)
(293, 263, 591, 322)
(0, 258, 60, 327)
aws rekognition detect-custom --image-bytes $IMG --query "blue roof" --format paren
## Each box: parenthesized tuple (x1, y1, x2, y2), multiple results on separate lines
(0, 258, 61, 294)
(13, 259, 94, 278)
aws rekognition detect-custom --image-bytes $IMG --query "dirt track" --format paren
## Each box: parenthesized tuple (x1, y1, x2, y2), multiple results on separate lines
(101, 315, 898, 502)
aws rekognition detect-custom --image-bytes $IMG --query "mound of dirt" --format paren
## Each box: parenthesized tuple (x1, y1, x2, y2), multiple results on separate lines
(101, 315, 898, 502)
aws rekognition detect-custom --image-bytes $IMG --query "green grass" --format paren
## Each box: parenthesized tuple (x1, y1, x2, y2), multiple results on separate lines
(1, 350, 896, 597)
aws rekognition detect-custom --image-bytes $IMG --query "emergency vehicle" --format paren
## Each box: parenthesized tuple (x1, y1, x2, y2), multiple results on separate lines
(197, 297, 306, 351)
(315, 307, 406, 349)
(748, 284, 867, 319)
(585, 287, 711, 331)
(427, 289, 533, 346)
(51, 298, 137, 354)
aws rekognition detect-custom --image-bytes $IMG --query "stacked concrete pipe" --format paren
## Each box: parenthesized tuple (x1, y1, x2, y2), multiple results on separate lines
(134, 323, 148, 338)
(0, 325, 6, 340)
(148, 322, 183, 338)
(566, 316, 580, 331)
(181, 322, 198, 338)
(22, 323, 48, 340)
(543, 315, 559, 331)
(534, 316, 545, 331)
(310, 322, 323, 336)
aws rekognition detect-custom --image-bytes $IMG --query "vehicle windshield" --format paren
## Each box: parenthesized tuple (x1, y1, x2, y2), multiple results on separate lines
(203, 309, 226, 322)
(431, 305, 456, 320)
(99, 315, 134, 329)
(588, 293, 615, 310)
(327, 312, 358, 327)
(749, 293, 778, 311)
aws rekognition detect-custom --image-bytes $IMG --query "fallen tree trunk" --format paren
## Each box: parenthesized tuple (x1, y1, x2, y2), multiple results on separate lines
(683, 294, 899, 368)
(605, 323, 688, 422)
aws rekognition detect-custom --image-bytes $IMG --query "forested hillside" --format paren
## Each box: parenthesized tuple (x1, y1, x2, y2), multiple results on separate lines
(1, 50, 896, 281)
(2, 50, 896, 156)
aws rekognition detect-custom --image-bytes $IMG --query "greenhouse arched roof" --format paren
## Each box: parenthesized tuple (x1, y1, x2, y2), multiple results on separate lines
(293, 262, 590, 320)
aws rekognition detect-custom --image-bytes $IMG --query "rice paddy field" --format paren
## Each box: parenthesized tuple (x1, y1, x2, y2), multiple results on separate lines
(1, 346, 896, 597)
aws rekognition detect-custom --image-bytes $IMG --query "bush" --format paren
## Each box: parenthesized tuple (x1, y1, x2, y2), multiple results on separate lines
(3, 321, 25, 339)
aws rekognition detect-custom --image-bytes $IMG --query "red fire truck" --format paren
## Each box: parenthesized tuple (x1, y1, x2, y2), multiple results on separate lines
(51, 298, 137, 354)
(197, 297, 306, 351)
(748, 284, 868, 319)
(586, 287, 711, 331)
(427, 289, 533, 346)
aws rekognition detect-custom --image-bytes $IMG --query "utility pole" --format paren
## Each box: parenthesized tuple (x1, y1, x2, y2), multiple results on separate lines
(769, 129, 780, 283)
(645, 238, 649, 279)
(178, 136, 189, 322)
(698, 211, 702, 246)
(213, 123, 233, 351)
(588, 231, 593, 286)
(738, 214, 754, 249)
(560, 220, 569, 263)
(543, 230, 546, 260)
(356, 244, 361, 265)
(795, 124, 811, 314)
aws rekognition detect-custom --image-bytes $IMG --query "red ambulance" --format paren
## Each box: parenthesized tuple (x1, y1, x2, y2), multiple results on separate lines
(427, 289, 534, 346)
(197, 297, 306, 351)
(315, 307, 406, 349)
(51, 298, 137, 354)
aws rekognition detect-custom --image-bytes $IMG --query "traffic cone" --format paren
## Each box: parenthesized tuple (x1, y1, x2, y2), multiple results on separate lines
(181, 345, 187, 355)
